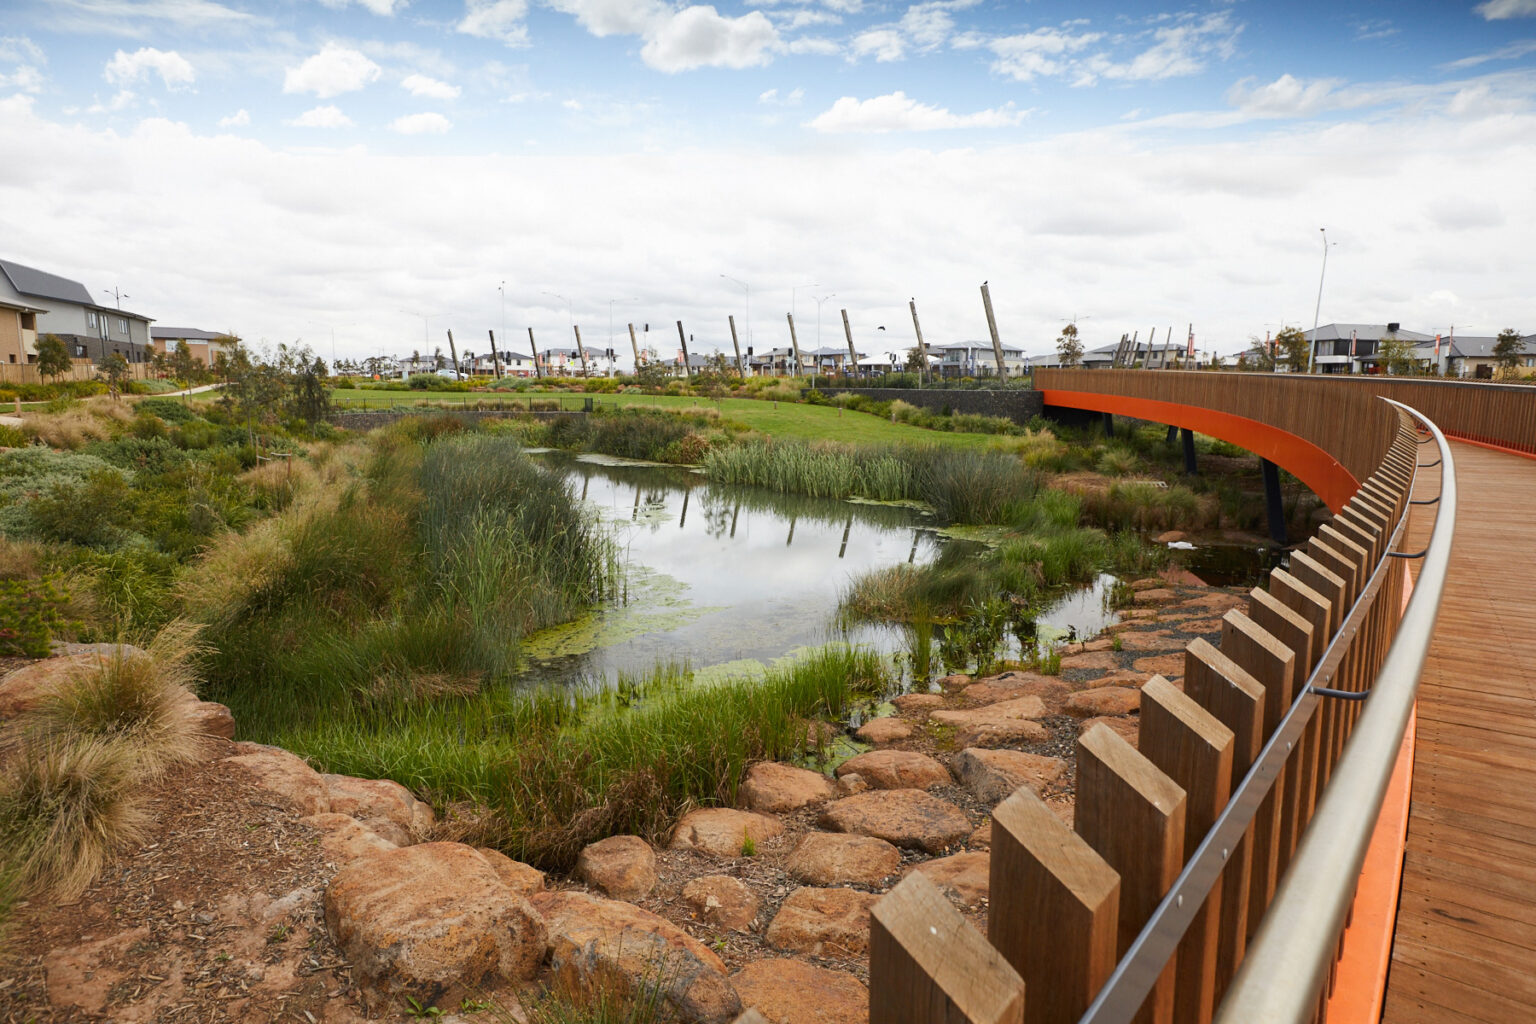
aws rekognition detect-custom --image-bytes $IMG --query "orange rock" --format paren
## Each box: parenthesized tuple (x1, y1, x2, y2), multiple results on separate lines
(670, 808, 784, 858)
(302, 813, 396, 864)
(576, 835, 657, 901)
(785, 832, 902, 887)
(731, 959, 868, 1024)
(891, 692, 944, 712)
(765, 887, 877, 957)
(1078, 715, 1139, 748)
(474, 848, 545, 897)
(740, 762, 834, 814)
(225, 744, 329, 816)
(908, 850, 990, 907)
(854, 716, 913, 744)
(682, 875, 759, 932)
(1065, 687, 1141, 717)
(952, 748, 1066, 804)
(819, 789, 972, 854)
(1133, 653, 1185, 678)
(835, 749, 949, 790)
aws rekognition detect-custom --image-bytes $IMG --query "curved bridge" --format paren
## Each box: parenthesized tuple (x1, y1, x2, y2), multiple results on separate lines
(836, 370, 1533, 1024)
(1032, 369, 1536, 1024)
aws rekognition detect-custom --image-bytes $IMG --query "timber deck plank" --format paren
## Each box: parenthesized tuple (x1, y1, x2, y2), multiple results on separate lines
(1383, 442, 1536, 1024)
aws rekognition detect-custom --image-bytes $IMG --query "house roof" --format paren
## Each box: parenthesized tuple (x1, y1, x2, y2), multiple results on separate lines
(151, 327, 230, 341)
(0, 297, 46, 314)
(1447, 336, 1503, 359)
(931, 341, 1025, 356)
(1303, 323, 1435, 343)
(0, 258, 95, 306)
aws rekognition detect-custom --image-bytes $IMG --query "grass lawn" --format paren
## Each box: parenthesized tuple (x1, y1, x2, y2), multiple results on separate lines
(329, 388, 1014, 448)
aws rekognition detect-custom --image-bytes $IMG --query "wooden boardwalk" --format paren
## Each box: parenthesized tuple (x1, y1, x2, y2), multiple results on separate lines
(1382, 442, 1536, 1024)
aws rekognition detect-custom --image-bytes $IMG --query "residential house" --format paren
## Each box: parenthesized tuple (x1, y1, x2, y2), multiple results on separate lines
(931, 341, 1027, 378)
(1301, 323, 1435, 374)
(0, 298, 43, 367)
(150, 327, 239, 367)
(0, 258, 153, 363)
(803, 346, 865, 376)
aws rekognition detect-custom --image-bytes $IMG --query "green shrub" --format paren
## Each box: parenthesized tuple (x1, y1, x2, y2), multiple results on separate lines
(0, 574, 72, 656)
(136, 397, 199, 423)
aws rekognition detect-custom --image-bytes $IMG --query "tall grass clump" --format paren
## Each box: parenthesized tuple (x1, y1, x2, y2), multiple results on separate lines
(702, 439, 866, 500)
(913, 449, 1043, 524)
(1078, 481, 1213, 532)
(31, 622, 206, 778)
(0, 736, 149, 911)
(189, 432, 621, 740)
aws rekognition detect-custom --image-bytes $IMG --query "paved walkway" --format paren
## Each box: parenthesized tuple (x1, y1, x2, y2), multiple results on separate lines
(1382, 442, 1536, 1024)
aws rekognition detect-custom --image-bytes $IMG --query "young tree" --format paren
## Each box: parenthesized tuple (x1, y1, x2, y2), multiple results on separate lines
(170, 339, 200, 392)
(1494, 328, 1526, 374)
(1244, 335, 1277, 372)
(1274, 327, 1309, 371)
(95, 352, 130, 398)
(1056, 323, 1083, 368)
(1377, 332, 1417, 376)
(34, 333, 72, 383)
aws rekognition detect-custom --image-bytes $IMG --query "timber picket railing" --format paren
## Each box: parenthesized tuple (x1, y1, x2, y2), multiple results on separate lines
(769, 374, 1456, 1024)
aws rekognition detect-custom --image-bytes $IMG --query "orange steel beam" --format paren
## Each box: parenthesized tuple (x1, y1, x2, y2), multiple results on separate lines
(1041, 389, 1360, 511)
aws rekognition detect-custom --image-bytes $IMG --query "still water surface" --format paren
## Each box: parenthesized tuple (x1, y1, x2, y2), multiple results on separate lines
(521, 453, 1121, 686)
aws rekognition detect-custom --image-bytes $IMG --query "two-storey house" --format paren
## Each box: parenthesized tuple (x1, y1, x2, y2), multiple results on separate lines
(0, 258, 153, 364)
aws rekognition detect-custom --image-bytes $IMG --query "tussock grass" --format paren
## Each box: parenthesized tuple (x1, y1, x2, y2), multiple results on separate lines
(1079, 480, 1213, 532)
(31, 622, 206, 778)
(0, 735, 149, 906)
(20, 398, 133, 450)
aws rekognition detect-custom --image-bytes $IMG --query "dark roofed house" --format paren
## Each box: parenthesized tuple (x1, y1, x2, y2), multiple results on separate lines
(0, 257, 153, 364)
(1302, 323, 1434, 374)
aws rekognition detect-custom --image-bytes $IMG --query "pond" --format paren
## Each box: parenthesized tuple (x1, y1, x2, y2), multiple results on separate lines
(521, 453, 1122, 687)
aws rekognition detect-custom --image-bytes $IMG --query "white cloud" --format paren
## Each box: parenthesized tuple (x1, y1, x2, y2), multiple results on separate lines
(759, 86, 804, 105)
(401, 73, 461, 99)
(1225, 74, 1346, 118)
(40, 0, 256, 36)
(850, 28, 904, 62)
(989, 27, 1102, 82)
(785, 36, 840, 56)
(1442, 39, 1536, 70)
(0, 38, 46, 94)
(104, 47, 196, 89)
(86, 89, 137, 113)
(283, 45, 382, 98)
(318, 0, 405, 15)
(1477, 0, 1536, 18)
(390, 111, 452, 134)
(458, 0, 531, 46)
(808, 91, 1027, 132)
(640, 6, 780, 72)
(217, 108, 250, 126)
(287, 104, 354, 127)
(548, 0, 665, 36)
(1085, 12, 1240, 84)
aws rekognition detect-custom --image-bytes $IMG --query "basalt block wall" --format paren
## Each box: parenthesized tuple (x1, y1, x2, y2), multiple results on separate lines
(814, 388, 1045, 425)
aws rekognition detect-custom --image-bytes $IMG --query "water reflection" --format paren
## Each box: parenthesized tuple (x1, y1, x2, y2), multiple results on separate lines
(523, 453, 940, 683)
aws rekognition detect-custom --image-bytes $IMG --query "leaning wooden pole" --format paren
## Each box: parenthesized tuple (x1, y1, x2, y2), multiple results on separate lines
(909, 298, 929, 385)
(676, 320, 692, 377)
(527, 327, 543, 379)
(487, 329, 502, 379)
(981, 281, 1007, 377)
(728, 315, 745, 377)
(786, 312, 803, 379)
(841, 308, 858, 379)
(446, 329, 459, 378)
(627, 322, 641, 373)
(573, 324, 588, 376)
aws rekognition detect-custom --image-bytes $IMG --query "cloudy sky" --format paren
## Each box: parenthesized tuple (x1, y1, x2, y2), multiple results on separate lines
(1, 0, 1533, 365)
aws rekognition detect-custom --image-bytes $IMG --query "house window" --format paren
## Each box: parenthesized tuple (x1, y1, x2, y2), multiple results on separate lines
(20, 313, 34, 330)
(75, 344, 86, 357)
(118, 318, 128, 333)
(87, 311, 97, 328)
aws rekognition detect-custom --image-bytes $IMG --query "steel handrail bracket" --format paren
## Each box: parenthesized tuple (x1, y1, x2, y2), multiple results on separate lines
(1077, 400, 1457, 1024)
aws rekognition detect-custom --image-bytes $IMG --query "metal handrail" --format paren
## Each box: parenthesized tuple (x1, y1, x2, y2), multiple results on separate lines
(1076, 402, 1453, 1024)
(1214, 399, 1457, 1022)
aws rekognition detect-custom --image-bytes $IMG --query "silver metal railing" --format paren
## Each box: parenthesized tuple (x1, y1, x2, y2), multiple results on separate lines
(1076, 400, 1456, 1023)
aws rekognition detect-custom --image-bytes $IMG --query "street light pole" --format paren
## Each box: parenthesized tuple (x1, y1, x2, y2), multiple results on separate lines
(813, 292, 835, 373)
(1308, 228, 1332, 374)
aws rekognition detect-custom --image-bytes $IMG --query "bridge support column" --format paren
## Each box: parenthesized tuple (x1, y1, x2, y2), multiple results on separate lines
(1102, 412, 1115, 438)
(1262, 458, 1288, 545)
(1165, 424, 1178, 444)
(1181, 428, 1197, 476)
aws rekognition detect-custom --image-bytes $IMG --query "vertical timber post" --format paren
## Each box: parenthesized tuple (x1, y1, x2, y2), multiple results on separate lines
(910, 298, 929, 386)
(446, 329, 459, 378)
(628, 322, 641, 373)
(981, 281, 1007, 378)
(573, 324, 588, 376)
(1262, 458, 1288, 545)
(487, 329, 502, 379)
(728, 316, 745, 377)
(1103, 413, 1116, 438)
(786, 312, 803, 380)
(841, 308, 858, 379)
(676, 320, 692, 377)
(1181, 428, 1198, 475)
(527, 327, 542, 379)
